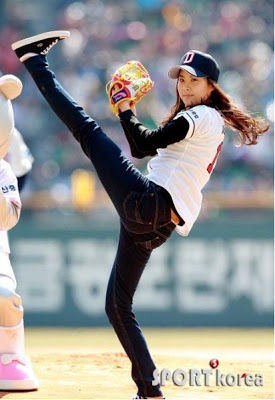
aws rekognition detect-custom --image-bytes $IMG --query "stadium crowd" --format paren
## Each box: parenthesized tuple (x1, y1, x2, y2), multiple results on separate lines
(0, 0, 273, 210)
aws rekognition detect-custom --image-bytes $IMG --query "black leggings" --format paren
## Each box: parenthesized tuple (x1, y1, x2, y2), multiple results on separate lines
(24, 55, 176, 397)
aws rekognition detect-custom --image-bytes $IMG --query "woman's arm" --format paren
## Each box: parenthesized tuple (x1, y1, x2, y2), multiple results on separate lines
(118, 108, 190, 154)
(119, 118, 157, 159)
(115, 100, 155, 159)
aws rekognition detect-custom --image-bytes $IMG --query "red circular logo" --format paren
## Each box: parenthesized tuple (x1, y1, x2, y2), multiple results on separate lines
(209, 359, 219, 369)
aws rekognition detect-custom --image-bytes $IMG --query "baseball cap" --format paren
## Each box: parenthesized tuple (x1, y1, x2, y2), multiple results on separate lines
(168, 50, 220, 82)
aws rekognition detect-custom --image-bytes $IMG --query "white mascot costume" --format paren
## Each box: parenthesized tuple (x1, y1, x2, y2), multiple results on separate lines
(0, 75, 38, 391)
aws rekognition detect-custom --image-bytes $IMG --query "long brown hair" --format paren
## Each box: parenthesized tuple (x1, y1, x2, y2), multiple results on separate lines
(162, 80, 269, 145)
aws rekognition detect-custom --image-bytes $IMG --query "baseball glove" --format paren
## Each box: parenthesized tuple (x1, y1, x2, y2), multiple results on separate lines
(106, 60, 154, 116)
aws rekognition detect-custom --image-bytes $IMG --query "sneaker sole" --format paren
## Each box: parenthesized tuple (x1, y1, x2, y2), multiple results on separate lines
(0, 75, 23, 100)
(11, 30, 70, 51)
(0, 378, 39, 391)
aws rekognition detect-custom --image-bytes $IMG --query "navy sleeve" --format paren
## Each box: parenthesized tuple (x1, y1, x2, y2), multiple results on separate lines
(119, 118, 157, 159)
(119, 110, 190, 158)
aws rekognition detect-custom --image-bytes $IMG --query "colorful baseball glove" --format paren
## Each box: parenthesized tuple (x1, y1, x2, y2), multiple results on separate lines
(106, 60, 154, 116)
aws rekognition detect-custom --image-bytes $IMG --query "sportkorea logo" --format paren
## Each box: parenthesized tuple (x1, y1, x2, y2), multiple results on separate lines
(183, 51, 195, 64)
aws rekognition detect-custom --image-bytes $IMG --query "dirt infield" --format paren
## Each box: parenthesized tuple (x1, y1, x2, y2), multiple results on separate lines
(0, 328, 273, 399)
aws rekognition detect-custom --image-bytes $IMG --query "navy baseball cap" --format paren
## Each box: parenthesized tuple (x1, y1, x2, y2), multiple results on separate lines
(168, 50, 220, 82)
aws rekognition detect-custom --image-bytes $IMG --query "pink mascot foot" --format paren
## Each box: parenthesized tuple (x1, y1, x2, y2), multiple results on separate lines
(0, 354, 38, 391)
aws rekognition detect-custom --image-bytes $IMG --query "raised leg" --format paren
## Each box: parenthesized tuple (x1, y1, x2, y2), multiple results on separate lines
(23, 55, 150, 219)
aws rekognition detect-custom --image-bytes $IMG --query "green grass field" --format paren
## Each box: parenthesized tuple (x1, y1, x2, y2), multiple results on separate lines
(0, 327, 273, 399)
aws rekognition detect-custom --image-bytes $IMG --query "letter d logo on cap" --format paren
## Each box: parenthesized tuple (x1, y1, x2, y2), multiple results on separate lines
(184, 51, 195, 64)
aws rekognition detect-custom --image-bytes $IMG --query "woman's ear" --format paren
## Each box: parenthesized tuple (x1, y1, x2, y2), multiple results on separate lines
(207, 81, 215, 97)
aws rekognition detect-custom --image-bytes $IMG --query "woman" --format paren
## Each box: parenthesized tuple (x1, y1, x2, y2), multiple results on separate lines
(11, 31, 269, 399)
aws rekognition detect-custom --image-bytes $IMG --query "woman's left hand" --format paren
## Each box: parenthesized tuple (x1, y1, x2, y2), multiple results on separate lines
(111, 84, 136, 115)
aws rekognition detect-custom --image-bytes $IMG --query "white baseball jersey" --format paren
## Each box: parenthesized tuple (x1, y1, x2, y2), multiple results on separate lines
(0, 159, 21, 253)
(147, 105, 224, 236)
(5, 128, 34, 178)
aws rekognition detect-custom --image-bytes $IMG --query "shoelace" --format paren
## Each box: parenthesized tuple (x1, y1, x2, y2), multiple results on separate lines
(41, 39, 58, 55)
(0, 354, 26, 366)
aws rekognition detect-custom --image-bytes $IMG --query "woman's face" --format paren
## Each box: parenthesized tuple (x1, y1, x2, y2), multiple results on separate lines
(177, 69, 213, 108)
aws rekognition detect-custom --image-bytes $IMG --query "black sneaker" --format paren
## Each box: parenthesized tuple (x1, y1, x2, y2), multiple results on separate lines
(11, 30, 70, 62)
(133, 396, 165, 399)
